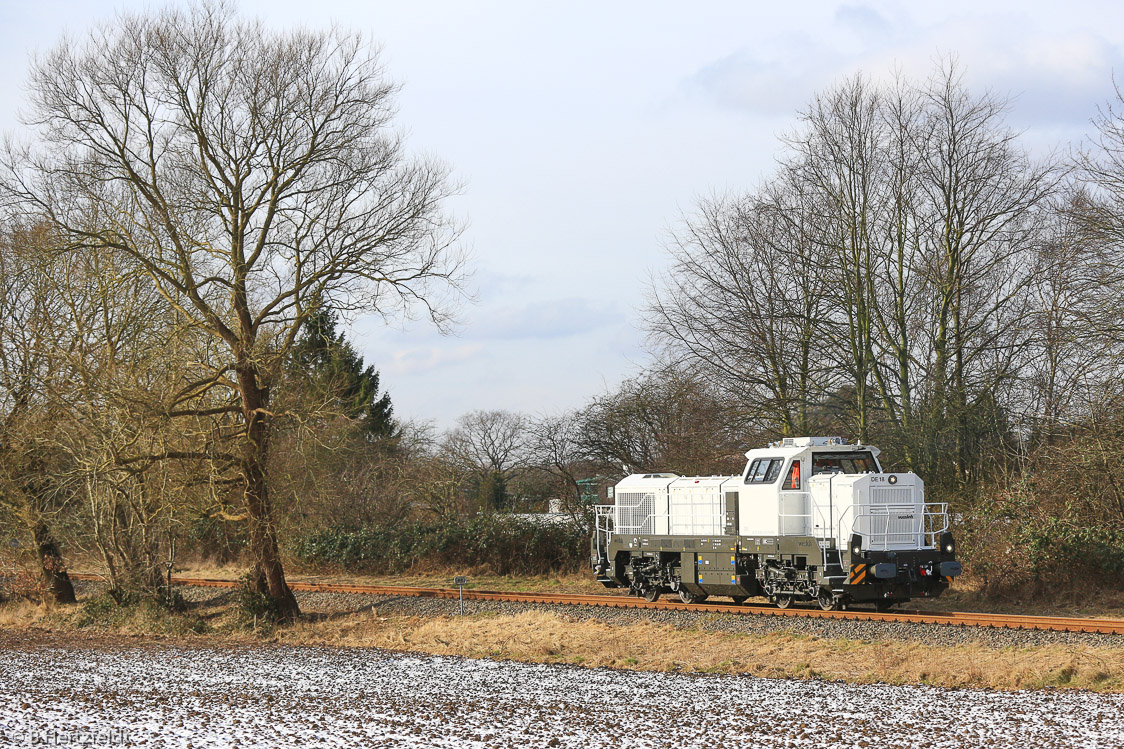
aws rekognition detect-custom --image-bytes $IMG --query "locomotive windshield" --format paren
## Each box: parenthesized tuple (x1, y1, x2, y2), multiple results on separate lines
(811, 451, 879, 475)
(744, 457, 783, 484)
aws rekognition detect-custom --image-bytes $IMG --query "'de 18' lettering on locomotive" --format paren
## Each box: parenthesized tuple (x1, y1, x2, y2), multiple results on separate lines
(591, 437, 961, 611)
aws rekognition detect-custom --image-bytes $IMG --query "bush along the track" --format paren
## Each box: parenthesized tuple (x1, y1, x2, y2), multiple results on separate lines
(291, 514, 588, 576)
(236, 574, 291, 628)
(73, 590, 208, 635)
(958, 498, 1124, 597)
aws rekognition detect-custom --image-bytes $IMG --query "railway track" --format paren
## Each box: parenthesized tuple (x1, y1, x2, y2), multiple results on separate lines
(68, 573, 1124, 635)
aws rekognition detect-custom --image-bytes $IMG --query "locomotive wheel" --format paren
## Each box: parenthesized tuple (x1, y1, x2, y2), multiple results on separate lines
(774, 595, 793, 609)
(875, 600, 894, 613)
(817, 591, 840, 611)
(731, 596, 747, 605)
(643, 587, 662, 603)
(678, 589, 706, 604)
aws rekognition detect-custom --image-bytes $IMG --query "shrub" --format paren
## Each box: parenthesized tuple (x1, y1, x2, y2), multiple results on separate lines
(291, 514, 588, 576)
(75, 590, 207, 634)
(236, 575, 289, 627)
(956, 484, 1124, 598)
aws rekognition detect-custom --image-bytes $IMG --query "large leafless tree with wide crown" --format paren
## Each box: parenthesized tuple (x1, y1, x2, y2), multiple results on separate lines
(1, 1, 468, 619)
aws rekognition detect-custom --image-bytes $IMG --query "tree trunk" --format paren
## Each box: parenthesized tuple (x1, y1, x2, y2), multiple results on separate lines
(238, 363, 299, 621)
(31, 521, 76, 605)
(246, 471, 299, 620)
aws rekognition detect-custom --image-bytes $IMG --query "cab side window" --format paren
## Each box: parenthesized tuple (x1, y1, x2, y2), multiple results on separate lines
(811, 451, 879, 475)
(745, 457, 783, 484)
(782, 460, 801, 490)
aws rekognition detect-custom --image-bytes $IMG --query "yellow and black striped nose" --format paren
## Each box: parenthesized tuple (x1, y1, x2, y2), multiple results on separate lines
(848, 563, 868, 585)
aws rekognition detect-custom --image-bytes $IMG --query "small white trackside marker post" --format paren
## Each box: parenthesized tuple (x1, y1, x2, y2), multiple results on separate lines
(453, 576, 468, 615)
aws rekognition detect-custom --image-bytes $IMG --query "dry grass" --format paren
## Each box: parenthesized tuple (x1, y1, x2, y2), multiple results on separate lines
(45, 560, 1124, 692)
(0, 600, 44, 627)
(278, 609, 1124, 692)
(909, 576, 1124, 619)
(5, 593, 1124, 692)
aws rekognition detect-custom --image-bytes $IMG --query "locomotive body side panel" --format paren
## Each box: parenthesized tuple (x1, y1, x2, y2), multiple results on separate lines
(667, 476, 735, 536)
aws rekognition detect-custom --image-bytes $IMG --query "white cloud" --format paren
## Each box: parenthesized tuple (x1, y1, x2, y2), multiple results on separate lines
(678, 9, 1124, 135)
(973, 32, 1124, 128)
(681, 37, 831, 117)
(471, 297, 623, 341)
(385, 344, 485, 375)
(834, 4, 892, 36)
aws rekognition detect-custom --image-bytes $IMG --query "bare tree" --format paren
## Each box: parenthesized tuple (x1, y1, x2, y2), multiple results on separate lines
(1071, 80, 1124, 362)
(910, 65, 1058, 483)
(647, 63, 1059, 490)
(866, 76, 928, 465)
(526, 412, 589, 515)
(783, 74, 887, 442)
(1018, 190, 1124, 441)
(0, 219, 209, 601)
(442, 410, 528, 510)
(578, 368, 746, 476)
(3, 2, 467, 618)
(54, 246, 198, 595)
(648, 186, 835, 437)
(0, 223, 78, 604)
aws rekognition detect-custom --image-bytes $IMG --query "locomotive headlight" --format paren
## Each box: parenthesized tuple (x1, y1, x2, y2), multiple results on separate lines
(939, 532, 955, 556)
(849, 533, 863, 557)
(888, 474, 898, 485)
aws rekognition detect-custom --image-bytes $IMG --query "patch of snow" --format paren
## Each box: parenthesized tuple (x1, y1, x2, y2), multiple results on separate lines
(0, 643, 1121, 747)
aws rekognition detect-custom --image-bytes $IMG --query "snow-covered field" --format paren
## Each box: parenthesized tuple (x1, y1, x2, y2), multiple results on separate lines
(2, 638, 1123, 748)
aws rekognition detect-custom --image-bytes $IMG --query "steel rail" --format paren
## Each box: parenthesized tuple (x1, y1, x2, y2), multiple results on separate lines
(67, 573, 1124, 635)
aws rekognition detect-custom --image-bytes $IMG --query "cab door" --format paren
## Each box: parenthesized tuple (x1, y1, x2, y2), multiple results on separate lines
(778, 457, 811, 536)
(737, 456, 784, 536)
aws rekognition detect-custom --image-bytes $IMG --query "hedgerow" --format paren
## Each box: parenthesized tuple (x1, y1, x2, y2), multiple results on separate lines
(291, 514, 588, 576)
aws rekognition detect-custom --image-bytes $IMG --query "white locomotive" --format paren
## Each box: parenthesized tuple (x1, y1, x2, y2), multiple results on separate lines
(591, 437, 961, 610)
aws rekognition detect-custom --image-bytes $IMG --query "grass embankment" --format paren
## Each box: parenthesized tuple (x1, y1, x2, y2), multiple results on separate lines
(3, 578, 1124, 693)
(0, 593, 210, 637)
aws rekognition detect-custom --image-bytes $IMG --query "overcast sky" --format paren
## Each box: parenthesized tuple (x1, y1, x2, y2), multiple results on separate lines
(3, 1, 1124, 430)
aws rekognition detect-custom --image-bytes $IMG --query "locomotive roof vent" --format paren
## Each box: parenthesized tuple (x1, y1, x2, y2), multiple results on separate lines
(779, 436, 848, 448)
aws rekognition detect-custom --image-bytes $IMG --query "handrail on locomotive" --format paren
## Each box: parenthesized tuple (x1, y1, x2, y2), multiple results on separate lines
(595, 500, 952, 558)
